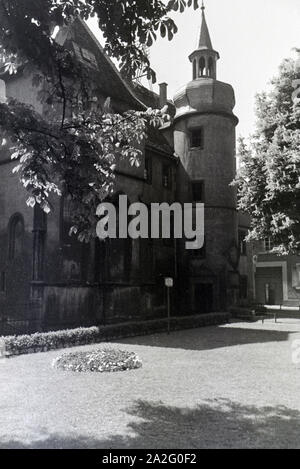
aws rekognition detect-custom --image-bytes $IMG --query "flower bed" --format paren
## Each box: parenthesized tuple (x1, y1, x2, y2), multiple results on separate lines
(52, 348, 142, 373)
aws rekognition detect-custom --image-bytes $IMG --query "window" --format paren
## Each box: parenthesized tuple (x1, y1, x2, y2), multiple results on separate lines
(193, 60, 197, 80)
(81, 47, 97, 67)
(238, 230, 247, 256)
(123, 237, 132, 277)
(73, 42, 97, 68)
(163, 212, 174, 247)
(0, 272, 6, 293)
(162, 165, 172, 189)
(264, 237, 274, 252)
(190, 128, 204, 148)
(192, 239, 206, 259)
(208, 57, 214, 77)
(199, 57, 205, 77)
(60, 195, 74, 244)
(292, 264, 300, 289)
(297, 265, 300, 285)
(296, 264, 300, 285)
(192, 181, 205, 202)
(239, 275, 248, 299)
(8, 214, 24, 260)
(144, 154, 152, 184)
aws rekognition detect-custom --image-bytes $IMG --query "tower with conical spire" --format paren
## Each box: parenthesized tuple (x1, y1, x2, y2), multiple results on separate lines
(189, 1, 219, 80)
(172, 2, 240, 312)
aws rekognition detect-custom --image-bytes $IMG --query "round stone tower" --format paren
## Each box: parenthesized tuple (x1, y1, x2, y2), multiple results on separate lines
(174, 2, 239, 312)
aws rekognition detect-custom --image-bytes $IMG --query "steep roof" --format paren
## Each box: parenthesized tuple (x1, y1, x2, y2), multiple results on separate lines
(56, 17, 146, 111)
(66, 19, 174, 157)
(198, 4, 213, 50)
(2, 17, 174, 157)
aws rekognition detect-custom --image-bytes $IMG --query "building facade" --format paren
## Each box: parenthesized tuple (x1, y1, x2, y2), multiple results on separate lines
(171, 5, 241, 314)
(0, 7, 253, 335)
(253, 240, 300, 307)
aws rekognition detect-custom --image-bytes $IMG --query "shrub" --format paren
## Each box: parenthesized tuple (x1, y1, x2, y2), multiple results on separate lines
(3, 326, 100, 356)
(52, 348, 142, 373)
(2, 312, 230, 357)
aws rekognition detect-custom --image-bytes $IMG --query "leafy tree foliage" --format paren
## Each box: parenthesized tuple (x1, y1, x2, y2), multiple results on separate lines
(0, 0, 199, 240)
(234, 56, 300, 254)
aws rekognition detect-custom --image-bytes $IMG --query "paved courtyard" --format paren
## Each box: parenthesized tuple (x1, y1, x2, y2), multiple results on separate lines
(1, 318, 300, 449)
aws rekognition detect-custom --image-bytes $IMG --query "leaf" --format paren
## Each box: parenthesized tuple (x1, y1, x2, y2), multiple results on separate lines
(160, 23, 166, 38)
(146, 32, 153, 47)
(26, 197, 36, 208)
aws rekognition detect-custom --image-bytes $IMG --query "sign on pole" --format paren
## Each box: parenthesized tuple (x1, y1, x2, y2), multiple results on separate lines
(165, 277, 173, 288)
(165, 278, 173, 334)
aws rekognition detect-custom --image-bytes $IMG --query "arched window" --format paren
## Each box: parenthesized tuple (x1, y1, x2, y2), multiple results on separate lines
(103, 193, 132, 281)
(59, 195, 90, 282)
(193, 60, 197, 80)
(60, 194, 75, 244)
(8, 214, 24, 260)
(199, 57, 205, 77)
(208, 57, 214, 77)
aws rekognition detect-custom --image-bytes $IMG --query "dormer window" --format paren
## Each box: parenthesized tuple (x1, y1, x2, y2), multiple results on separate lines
(73, 42, 97, 68)
(190, 128, 204, 149)
(81, 47, 97, 66)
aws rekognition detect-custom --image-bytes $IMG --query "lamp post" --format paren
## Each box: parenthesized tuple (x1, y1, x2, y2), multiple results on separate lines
(165, 277, 173, 334)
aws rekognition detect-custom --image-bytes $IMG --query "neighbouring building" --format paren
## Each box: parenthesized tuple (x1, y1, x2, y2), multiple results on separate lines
(252, 240, 300, 307)
(0, 6, 254, 334)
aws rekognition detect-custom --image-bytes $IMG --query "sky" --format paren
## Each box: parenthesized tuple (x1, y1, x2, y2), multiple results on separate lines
(88, 0, 300, 139)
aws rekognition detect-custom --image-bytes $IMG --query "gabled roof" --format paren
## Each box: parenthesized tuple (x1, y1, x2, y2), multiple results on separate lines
(63, 20, 174, 157)
(1, 17, 174, 158)
(55, 17, 146, 111)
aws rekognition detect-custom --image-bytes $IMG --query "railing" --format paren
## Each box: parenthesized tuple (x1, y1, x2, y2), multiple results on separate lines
(255, 304, 300, 323)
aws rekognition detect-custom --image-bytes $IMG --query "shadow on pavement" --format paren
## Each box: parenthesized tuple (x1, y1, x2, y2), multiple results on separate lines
(1, 398, 300, 449)
(112, 326, 299, 351)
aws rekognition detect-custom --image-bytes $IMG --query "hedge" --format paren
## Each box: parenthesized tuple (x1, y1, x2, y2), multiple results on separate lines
(2, 326, 100, 357)
(1, 312, 230, 357)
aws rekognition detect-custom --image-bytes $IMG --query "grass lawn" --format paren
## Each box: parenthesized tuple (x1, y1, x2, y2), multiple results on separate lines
(1, 318, 300, 449)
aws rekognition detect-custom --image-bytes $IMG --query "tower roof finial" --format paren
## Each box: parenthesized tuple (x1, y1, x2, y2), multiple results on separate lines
(198, 1, 213, 50)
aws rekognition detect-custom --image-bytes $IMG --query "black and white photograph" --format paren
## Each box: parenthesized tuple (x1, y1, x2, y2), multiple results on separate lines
(0, 0, 300, 454)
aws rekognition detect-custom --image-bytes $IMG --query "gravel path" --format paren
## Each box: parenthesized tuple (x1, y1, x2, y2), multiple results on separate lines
(1, 318, 300, 449)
